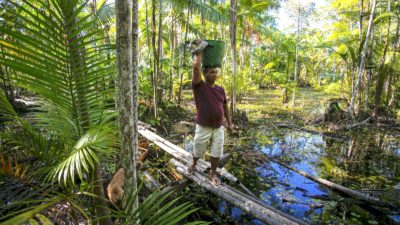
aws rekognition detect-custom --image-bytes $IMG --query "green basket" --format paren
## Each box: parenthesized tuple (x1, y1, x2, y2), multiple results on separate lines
(202, 40, 226, 68)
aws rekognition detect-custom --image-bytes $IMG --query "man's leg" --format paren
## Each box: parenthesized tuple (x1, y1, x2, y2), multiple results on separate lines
(187, 157, 199, 174)
(210, 156, 220, 185)
(189, 125, 211, 174)
(210, 126, 224, 186)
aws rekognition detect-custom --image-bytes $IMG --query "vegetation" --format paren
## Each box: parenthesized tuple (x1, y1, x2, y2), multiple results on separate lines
(0, 0, 399, 224)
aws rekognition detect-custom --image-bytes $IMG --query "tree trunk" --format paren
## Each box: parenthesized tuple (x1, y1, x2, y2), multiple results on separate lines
(116, 0, 138, 221)
(364, 26, 375, 111)
(286, 53, 291, 84)
(349, 0, 376, 116)
(131, 0, 140, 212)
(92, 163, 113, 225)
(151, 0, 158, 118)
(157, 0, 163, 104)
(178, 4, 191, 104)
(388, 17, 399, 108)
(230, 0, 237, 114)
(359, 0, 364, 54)
(373, 0, 391, 116)
(292, 6, 301, 105)
(169, 15, 175, 101)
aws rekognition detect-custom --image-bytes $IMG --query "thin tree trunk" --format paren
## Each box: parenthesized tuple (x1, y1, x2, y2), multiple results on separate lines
(373, 0, 391, 116)
(0, 44, 14, 102)
(131, 0, 140, 212)
(292, 6, 300, 105)
(364, 26, 374, 111)
(169, 15, 175, 101)
(116, 0, 137, 221)
(286, 53, 291, 84)
(151, 0, 158, 118)
(359, 0, 364, 53)
(388, 17, 399, 108)
(157, 0, 163, 104)
(349, 0, 377, 116)
(178, 3, 191, 104)
(230, 0, 237, 114)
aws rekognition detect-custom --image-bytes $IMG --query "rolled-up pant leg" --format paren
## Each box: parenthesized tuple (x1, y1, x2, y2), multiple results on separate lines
(210, 126, 224, 158)
(193, 124, 212, 158)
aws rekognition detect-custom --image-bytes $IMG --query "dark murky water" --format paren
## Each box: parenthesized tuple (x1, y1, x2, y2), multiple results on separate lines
(217, 128, 400, 224)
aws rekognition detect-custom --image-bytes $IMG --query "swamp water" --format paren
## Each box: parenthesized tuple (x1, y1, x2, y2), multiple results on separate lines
(182, 89, 400, 224)
(208, 128, 400, 224)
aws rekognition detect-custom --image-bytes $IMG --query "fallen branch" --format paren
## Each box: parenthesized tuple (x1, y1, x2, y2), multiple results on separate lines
(274, 123, 346, 141)
(160, 179, 191, 195)
(142, 171, 161, 191)
(344, 117, 371, 130)
(268, 157, 396, 209)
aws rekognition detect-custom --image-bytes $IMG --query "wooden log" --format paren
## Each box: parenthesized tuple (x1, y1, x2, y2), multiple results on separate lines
(268, 157, 395, 208)
(274, 123, 346, 141)
(138, 126, 238, 183)
(160, 179, 191, 195)
(218, 153, 232, 167)
(143, 171, 161, 190)
(344, 117, 370, 130)
(171, 159, 307, 225)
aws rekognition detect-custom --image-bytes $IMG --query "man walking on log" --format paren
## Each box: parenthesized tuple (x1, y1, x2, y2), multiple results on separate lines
(187, 40, 232, 186)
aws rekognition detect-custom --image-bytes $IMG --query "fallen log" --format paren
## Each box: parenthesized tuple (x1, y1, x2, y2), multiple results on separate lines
(274, 123, 346, 141)
(344, 117, 371, 130)
(138, 125, 258, 203)
(143, 171, 161, 191)
(160, 179, 191, 195)
(171, 159, 306, 225)
(268, 157, 396, 209)
(138, 126, 238, 183)
(218, 153, 232, 167)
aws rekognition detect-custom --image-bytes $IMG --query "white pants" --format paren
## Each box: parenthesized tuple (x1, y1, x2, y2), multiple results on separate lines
(193, 124, 224, 158)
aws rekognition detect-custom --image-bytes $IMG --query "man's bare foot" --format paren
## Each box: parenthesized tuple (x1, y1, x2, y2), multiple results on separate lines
(187, 164, 195, 175)
(210, 174, 221, 186)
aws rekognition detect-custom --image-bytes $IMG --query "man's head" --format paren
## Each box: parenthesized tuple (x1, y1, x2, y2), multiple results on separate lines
(202, 67, 219, 85)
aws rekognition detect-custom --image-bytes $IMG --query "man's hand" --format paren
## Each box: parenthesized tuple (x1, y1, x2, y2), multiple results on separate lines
(191, 40, 208, 55)
(226, 123, 233, 134)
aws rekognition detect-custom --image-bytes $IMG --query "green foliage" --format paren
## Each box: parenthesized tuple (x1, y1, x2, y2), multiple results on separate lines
(0, 0, 117, 185)
(109, 185, 210, 225)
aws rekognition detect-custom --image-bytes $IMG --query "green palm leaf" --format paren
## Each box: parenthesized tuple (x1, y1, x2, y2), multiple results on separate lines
(47, 125, 118, 186)
(115, 186, 210, 225)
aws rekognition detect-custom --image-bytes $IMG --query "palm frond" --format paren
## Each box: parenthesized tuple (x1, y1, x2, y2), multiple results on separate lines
(47, 125, 118, 186)
(0, 0, 115, 138)
(113, 185, 210, 225)
(169, 0, 228, 24)
(96, 2, 116, 27)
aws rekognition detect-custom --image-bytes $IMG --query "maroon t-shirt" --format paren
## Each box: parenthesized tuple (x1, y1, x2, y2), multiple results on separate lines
(192, 80, 227, 128)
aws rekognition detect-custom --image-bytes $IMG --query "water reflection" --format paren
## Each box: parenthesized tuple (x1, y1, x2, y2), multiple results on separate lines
(253, 128, 400, 224)
(218, 128, 400, 224)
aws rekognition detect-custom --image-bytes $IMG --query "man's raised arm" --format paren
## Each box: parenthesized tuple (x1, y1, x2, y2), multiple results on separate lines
(192, 52, 202, 85)
(191, 40, 208, 85)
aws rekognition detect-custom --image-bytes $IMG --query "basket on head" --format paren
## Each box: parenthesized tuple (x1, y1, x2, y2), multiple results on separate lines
(202, 40, 226, 68)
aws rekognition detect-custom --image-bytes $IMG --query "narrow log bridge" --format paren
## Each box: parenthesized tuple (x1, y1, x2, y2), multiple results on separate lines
(138, 125, 307, 225)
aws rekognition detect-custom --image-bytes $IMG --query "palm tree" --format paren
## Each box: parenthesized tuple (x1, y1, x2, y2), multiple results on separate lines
(230, 0, 238, 114)
(0, 0, 117, 223)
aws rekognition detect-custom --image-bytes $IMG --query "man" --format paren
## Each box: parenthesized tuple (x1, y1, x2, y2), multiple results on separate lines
(187, 40, 232, 186)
